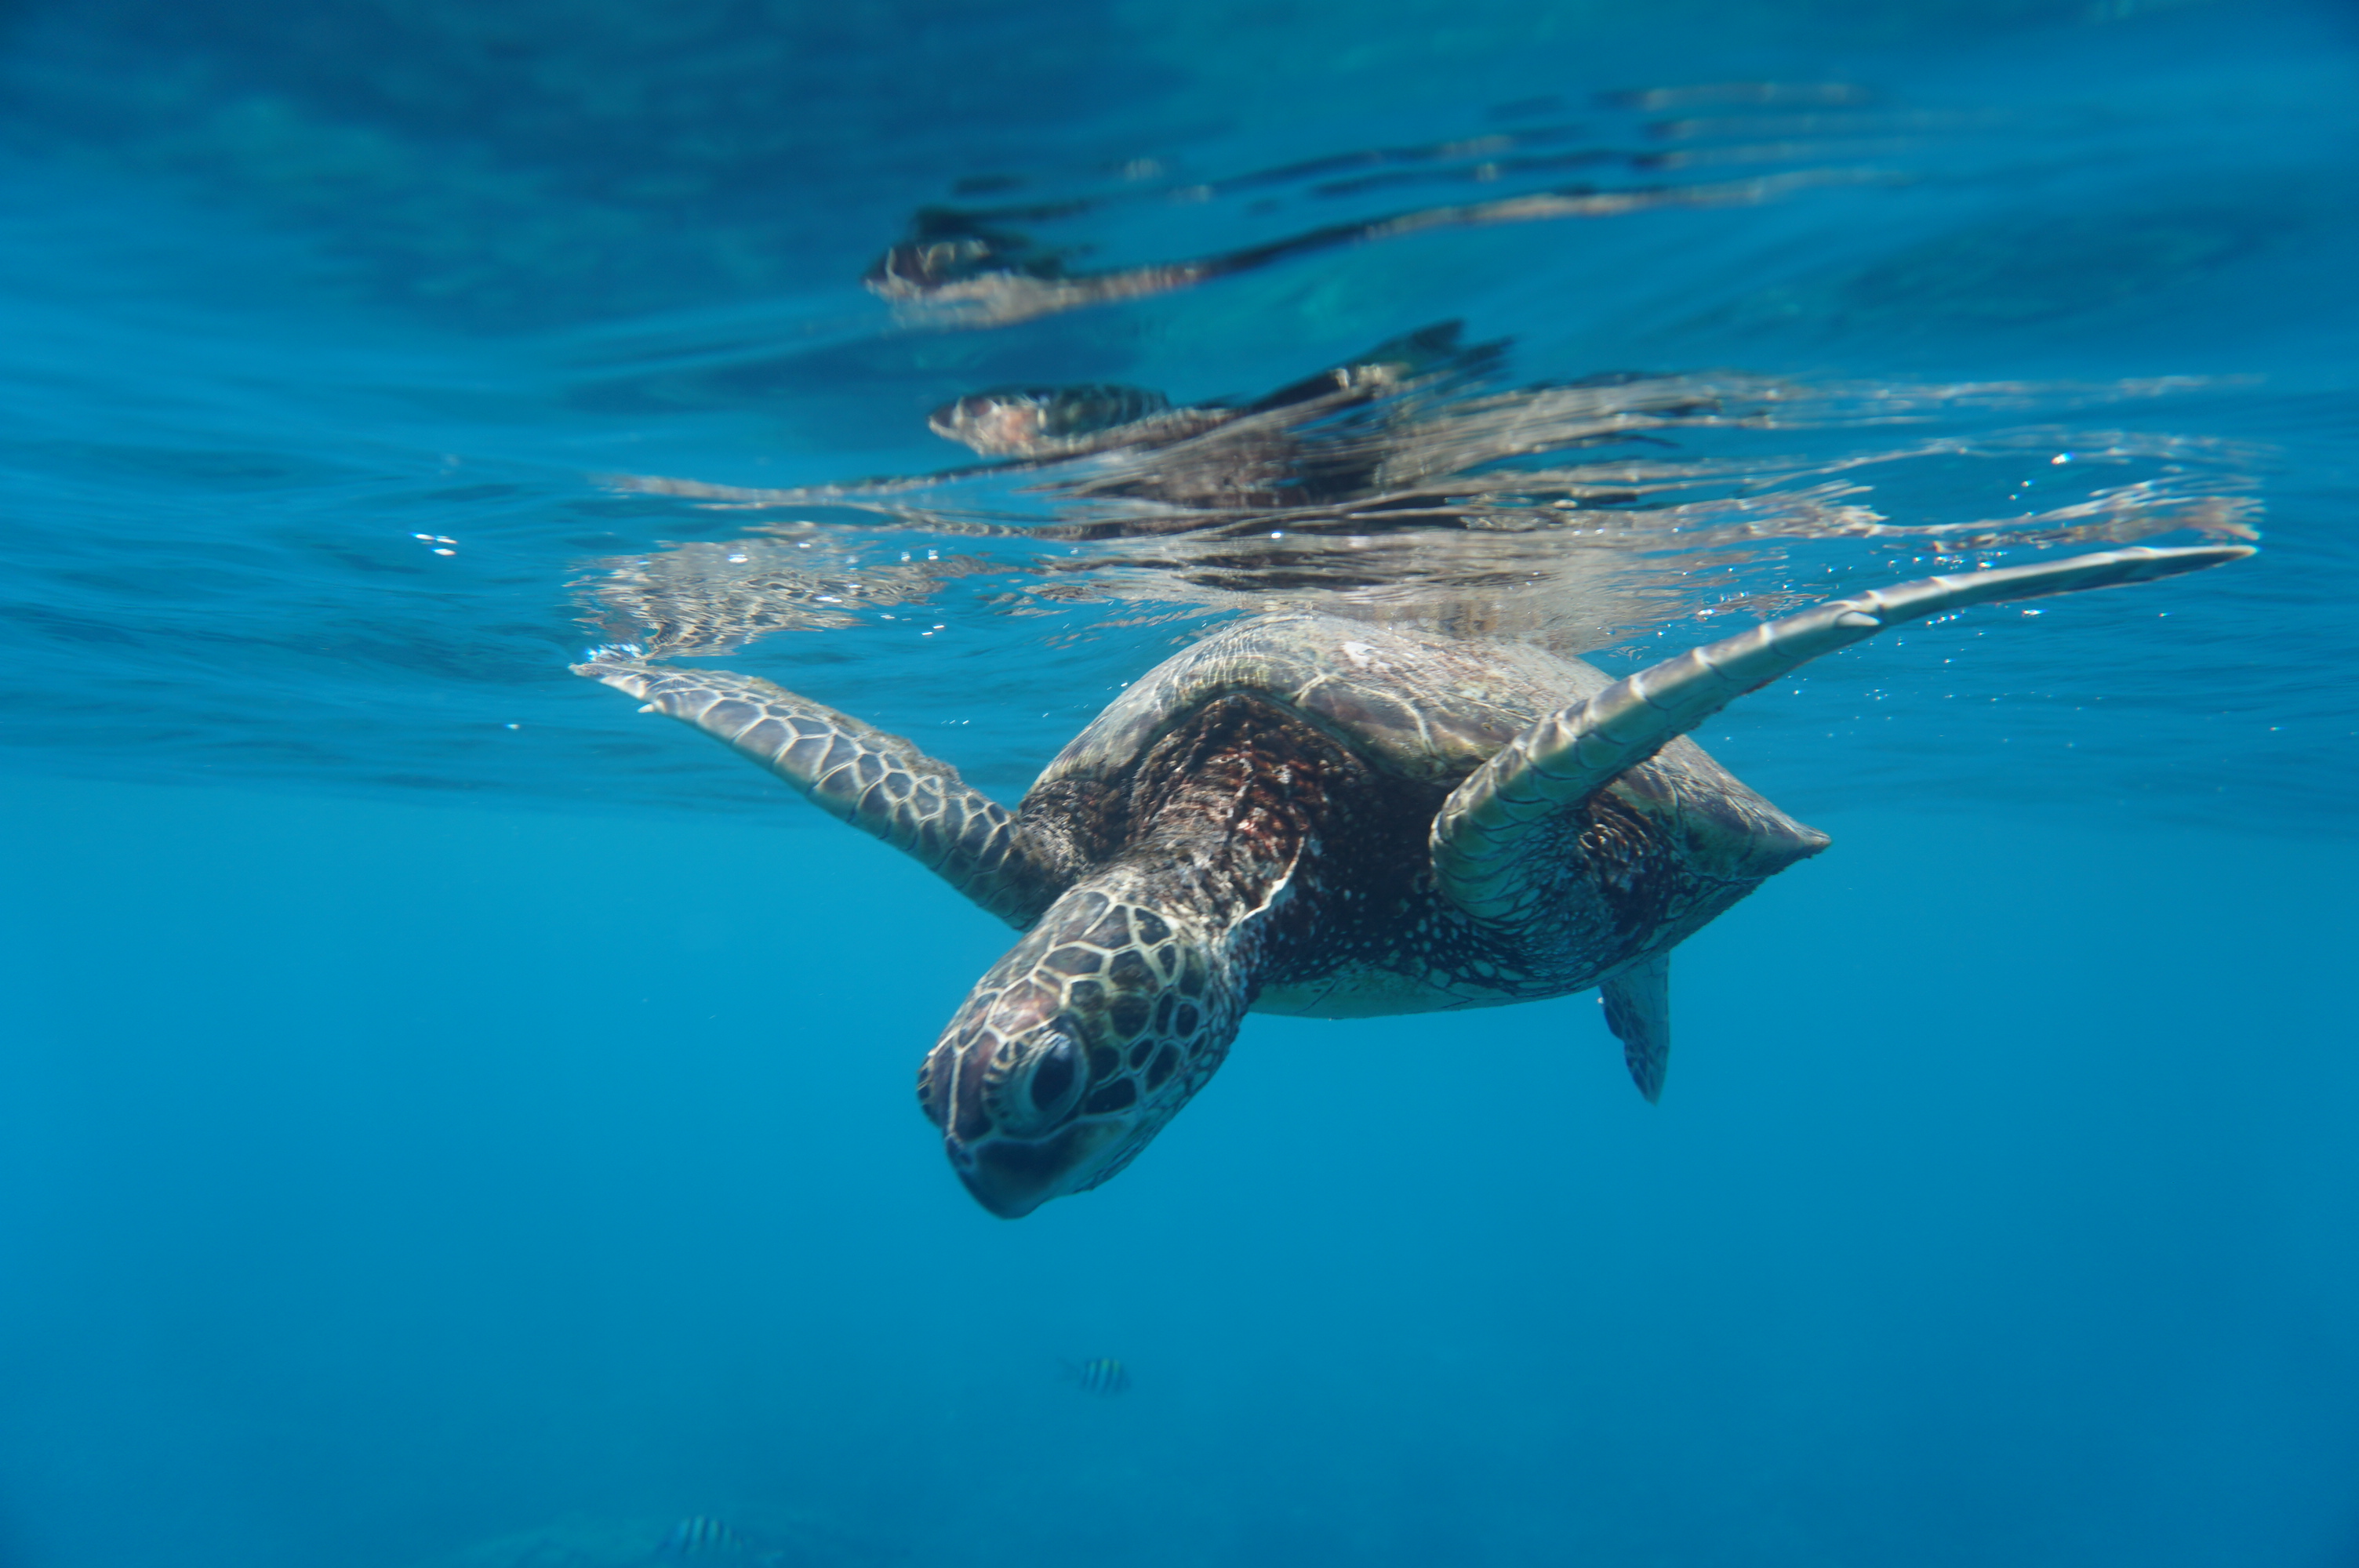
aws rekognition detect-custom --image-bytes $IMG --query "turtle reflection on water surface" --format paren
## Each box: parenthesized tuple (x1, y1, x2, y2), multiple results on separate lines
(575, 543, 2245, 1218)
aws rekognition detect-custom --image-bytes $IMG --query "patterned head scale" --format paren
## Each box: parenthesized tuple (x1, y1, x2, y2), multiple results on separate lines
(918, 887, 1239, 1217)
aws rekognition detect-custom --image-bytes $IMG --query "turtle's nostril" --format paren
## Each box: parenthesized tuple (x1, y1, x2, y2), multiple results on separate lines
(1030, 1036, 1079, 1111)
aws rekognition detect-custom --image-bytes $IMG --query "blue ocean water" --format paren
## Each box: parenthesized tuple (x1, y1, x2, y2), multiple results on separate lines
(2, 1, 2355, 1564)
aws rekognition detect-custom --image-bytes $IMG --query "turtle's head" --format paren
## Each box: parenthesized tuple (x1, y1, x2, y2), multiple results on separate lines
(917, 888, 1238, 1218)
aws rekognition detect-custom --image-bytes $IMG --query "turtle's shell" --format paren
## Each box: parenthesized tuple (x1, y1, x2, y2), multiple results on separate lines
(1032, 612, 1612, 795)
(1025, 610, 1818, 1023)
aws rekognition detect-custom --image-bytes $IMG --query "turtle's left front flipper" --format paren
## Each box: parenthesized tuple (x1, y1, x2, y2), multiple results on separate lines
(1430, 543, 2250, 927)
(574, 661, 1076, 927)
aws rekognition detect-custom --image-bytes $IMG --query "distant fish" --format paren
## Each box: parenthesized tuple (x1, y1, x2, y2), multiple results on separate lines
(1065, 1356, 1132, 1396)
(659, 1516, 755, 1559)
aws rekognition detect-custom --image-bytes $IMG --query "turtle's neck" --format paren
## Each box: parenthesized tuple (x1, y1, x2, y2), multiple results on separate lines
(1104, 692, 1400, 991)
(920, 693, 1428, 1212)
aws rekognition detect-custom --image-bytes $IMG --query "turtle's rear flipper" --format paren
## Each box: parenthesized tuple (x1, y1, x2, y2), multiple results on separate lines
(573, 661, 1074, 927)
(1600, 953, 1670, 1104)
(1430, 543, 2252, 925)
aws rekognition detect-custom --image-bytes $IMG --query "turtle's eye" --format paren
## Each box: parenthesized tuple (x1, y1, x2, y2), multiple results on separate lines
(1029, 1033, 1080, 1113)
(988, 1026, 1084, 1134)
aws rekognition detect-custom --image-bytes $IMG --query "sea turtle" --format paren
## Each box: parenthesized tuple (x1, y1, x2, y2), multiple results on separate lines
(575, 543, 2245, 1217)
(929, 382, 1195, 459)
(921, 322, 1494, 510)
(907, 324, 1715, 517)
(605, 323, 1743, 537)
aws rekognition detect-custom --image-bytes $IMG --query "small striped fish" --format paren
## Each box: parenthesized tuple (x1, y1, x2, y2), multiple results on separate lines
(1067, 1356, 1132, 1396)
(659, 1516, 753, 1558)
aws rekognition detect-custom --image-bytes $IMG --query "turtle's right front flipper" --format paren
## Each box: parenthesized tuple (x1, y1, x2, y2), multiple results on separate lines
(573, 661, 1074, 927)
(1430, 543, 2253, 926)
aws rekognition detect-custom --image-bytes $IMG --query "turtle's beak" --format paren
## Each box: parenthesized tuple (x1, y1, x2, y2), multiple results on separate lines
(946, 1123, 1110, 1219)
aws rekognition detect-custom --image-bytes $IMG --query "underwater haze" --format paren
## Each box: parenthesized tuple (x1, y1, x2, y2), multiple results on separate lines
(2, 1, 2356, 1565)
